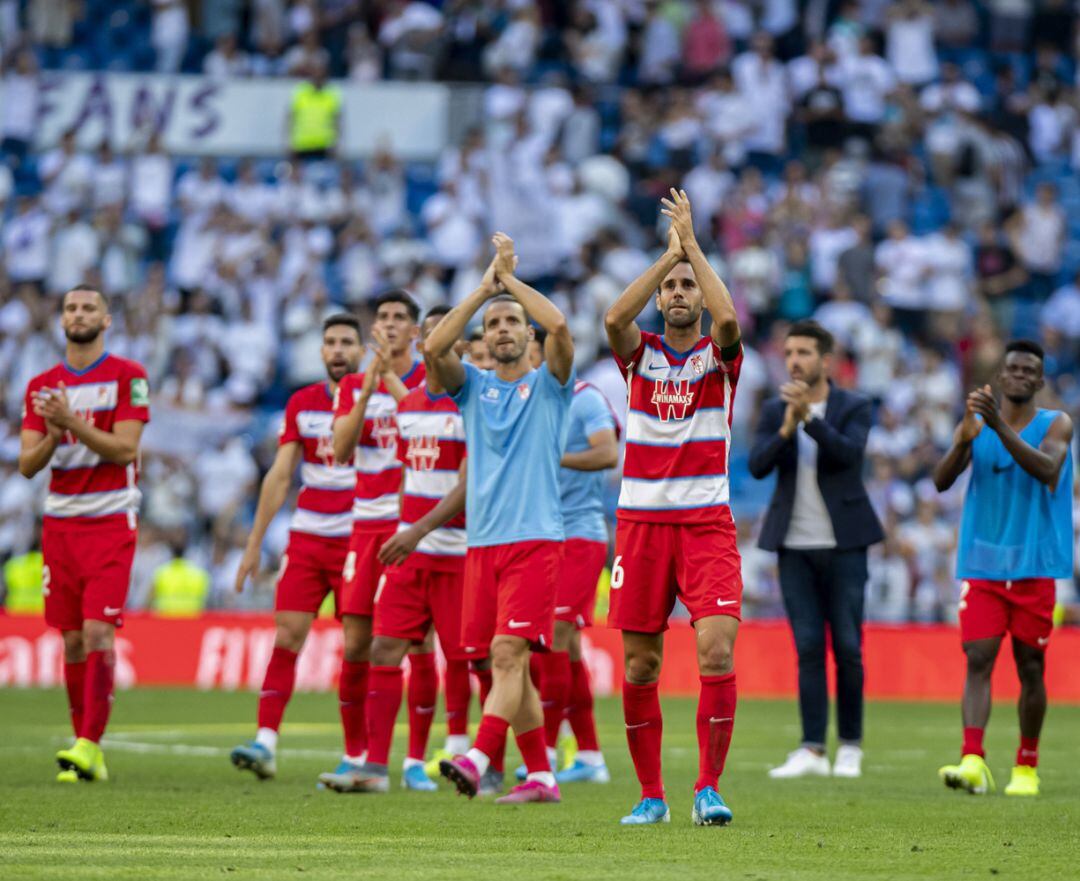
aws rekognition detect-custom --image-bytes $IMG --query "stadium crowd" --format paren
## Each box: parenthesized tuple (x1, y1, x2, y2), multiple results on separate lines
(2, 0, 1080, 624)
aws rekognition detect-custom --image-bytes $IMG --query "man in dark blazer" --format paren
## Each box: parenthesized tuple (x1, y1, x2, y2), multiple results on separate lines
(748, 320, 883, 780)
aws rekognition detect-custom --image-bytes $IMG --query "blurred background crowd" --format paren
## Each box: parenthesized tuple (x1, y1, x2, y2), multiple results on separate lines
(2, 0, 1080, 625)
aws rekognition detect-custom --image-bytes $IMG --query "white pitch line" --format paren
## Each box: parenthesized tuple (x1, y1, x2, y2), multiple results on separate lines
(99, 739, 341, 760)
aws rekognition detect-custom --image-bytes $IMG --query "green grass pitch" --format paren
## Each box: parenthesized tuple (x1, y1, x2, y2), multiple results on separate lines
(1, 688, 1078, 880)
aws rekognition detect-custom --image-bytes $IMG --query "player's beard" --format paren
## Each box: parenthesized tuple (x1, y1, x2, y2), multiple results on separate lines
(492, 337, 525, 365)
(326, 362, 353, 382)
(663, 302, 701, 329)
(64, 324, 104, 344)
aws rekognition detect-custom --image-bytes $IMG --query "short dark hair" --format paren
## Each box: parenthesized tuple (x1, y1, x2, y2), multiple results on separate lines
(786, 319, 833, 355)
(374, 289, 420, 323)
(322, 312, 361, 338)
(424, 304, 452, 323)
(468, 327, 485, 343)
(482, 295, 527, 328)
(1005, 339, 1044, 362)
(531, 326, 548, 347)
(63, 284, 108, 312)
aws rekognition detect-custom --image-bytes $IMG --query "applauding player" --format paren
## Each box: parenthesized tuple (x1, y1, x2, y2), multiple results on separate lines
(604, 190, 743, 826)
(321, 292, 427, 785)
(19, 286, 151, 783)
(229, 314, 362, 780)
(933, 342, 1073, 798)
(320, 305, 472, 793)
(428, 234, 575, 804)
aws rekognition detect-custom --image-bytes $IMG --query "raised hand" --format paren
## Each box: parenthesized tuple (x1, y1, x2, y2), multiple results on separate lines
(967, 384, 1000, 431)
(956, 392, 985, 443)
(660, 188, 696, 249)
(666, 220, 684, 259)
(492, 231, 516, 278)
(33, 382, 74, 430)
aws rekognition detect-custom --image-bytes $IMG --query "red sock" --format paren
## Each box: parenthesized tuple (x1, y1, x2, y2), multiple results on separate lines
(540, 651, 571, 748)
(567, 659, 600, 752)
(473, 714, 510, 763)
(407, 652, 438, 761)
(64, 660, 86, 738)
(695, 673, 736, 792)
(623, 680, 664, 800)
(962, 726, 985, 758)
(256, 647, 298, 732)
(475, 666, 493, 705)
(444, 658, 471, 737)
(1017, 736, 1039, 768)
(365, 665, 403, 766)
(338, 660, 369, 757)
(81, 650, 115, 743)
(516, 725, 551, 773)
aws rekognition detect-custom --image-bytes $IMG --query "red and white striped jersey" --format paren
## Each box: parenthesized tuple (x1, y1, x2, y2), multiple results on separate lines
(22, 353, 150, 529)
(279, 382, 355, 539)
(394, 385, 466, 571)
(333, 362, 426, 532)
(614, 332, 743, 523)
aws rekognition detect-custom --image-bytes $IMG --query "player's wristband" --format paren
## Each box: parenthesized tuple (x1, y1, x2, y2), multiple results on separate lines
(719, 338, 742, 362)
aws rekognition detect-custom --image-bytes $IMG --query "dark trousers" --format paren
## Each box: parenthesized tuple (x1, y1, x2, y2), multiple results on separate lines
(777, 547, 868, 747)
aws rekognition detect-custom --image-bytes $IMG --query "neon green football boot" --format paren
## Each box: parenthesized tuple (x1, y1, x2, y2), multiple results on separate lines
(56, 738, 108, 782)
(939, 754, 994, 795)
(1004, 765, 1039, 797)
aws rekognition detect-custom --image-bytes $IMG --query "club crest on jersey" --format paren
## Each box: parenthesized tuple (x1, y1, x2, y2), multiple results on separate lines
(371, 416, 398, 449)
(651, 379, 694, 422)
(517, 383, 531, 401)
(315, 434, 336, 466)
(406, 435, 440, 471)
(690, 354, 705, 375)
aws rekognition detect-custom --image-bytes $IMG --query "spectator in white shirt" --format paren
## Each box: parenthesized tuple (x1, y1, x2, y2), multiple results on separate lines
(875, 219, 928, 328)
(1042, 271, 1080, 341)
(203, 33, 251, 79)
(39, 129, 94, 217)
(2, 196, 51, 287)
(808, 211, 858, 295)
(130, 133, 174, 260)
(1, 50, 40, 166)
(483, 5, 540, 78)
(177, 157, 225, 216)
(885, 1, 938, 86)
(922, 223, 972, 313)
(152, 0, 190, 73)
(839, 35, 896, 129)
(732, 32, 789, 169)
(91, 141, 128, 210)
(46, 210, 100, 295)
(1007, 181, 1066, 299)
(637, 1, 681, 85)
(378, 0, 444, 80)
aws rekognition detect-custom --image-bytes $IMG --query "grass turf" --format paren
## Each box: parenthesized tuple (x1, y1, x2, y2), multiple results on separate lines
(0, 688, 1077, 880)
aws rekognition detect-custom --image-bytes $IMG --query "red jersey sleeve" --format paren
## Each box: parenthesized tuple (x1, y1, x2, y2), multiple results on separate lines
(21, 377, 46, 434)
(115, 362, 151, 423)
(612, 335, 649, 379)
(333, 373, 361, 423)
(279, 393, 301, 446)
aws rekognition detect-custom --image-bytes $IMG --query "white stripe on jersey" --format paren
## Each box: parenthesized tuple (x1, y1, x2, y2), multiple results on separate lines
(290, 508, 354, 538)
(296, 410, 334, 439)
(354, 449, 399, 475)
(624, 406, 729, 446)
(45, 485, 141, 518)
(55, 381, 119, 413)
(399, 522, 467, 557)
(51, 443, 102, 471)
(618, 474, 730, 511)
(352, 494, 399, 521)
(300, 462, 355, 491)
(396, 411, 466, 441)
(405, 469, 460, 499)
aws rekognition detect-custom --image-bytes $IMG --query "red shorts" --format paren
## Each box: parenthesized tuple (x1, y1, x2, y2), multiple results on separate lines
(374, 563, 468, 659)
(555, 538, 607, 629)
(609, 516, 742, 633)
(340, 526, 396, 617)
(275, 532, 349, 616)
(959, 578, 1056, 649)
(41, 519, 136, 631)
(461, 541, 562, 654)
